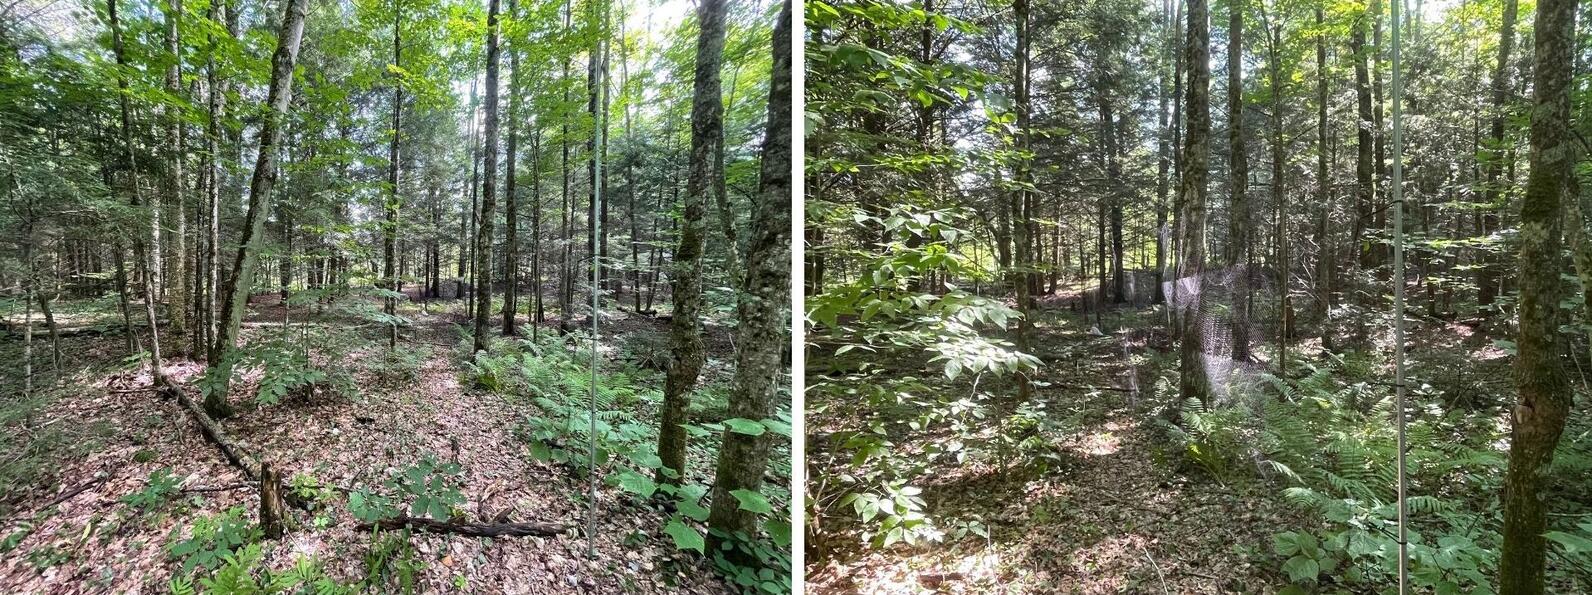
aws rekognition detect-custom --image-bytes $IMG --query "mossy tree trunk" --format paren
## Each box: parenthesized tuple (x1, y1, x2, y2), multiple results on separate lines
(1176, 0, 1211, 408)
(1498, 0, 1575, 592)
(706, 0, 790, 551)
(657, 0, 725, 482)
(208, 0, 311, 418)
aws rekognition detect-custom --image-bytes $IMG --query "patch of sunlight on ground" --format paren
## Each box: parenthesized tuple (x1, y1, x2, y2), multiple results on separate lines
(1075, 429, 1121, 457)
(1471, 343, 1509, 361)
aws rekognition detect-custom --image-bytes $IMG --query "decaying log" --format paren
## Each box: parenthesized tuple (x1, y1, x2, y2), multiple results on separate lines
(356, 516, 565, 537)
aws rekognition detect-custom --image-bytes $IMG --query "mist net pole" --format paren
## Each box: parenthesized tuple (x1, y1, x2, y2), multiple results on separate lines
(1390, 0, 1408, 592)
(587, 0, 608, 561)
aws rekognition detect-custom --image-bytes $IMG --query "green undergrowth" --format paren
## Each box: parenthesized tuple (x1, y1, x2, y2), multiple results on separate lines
(103, 458, 467, 594)
(462, 330, 792, 594)
(1164, 354, 1592, 594)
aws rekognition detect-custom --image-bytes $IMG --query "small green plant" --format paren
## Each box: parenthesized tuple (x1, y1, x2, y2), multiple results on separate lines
(198, 333, 354, 407)
(350, 455, 465, 523)
(371, 346, 427, 383)
(26, 544, 70, 570)
(168, 548, 353, 595)
(121, 467, 181, 512)
(0, 523, 31, 552)
(167, 506, 262, 575)
(362, 530, 422, 592)
(709, 528, 793, 595)
(289, 472, 335, 506)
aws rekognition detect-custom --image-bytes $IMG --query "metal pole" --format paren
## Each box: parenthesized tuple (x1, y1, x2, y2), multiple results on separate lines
(587, 0, 607, 561)
(1389, 0, 1408, 592)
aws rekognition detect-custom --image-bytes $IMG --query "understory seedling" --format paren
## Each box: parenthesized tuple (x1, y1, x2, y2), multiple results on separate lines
(122, 467, 181, 512)
(349, 455, 465, 523)
(167, 507, 262, 575)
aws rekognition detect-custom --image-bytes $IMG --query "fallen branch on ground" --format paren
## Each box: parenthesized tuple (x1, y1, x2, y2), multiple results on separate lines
(1050, 383, 1136, 393)
(181, 483, 252, 494)
(162, 381, 312, 511)
(23, 476, 107, 518)
(356, 516, 565, 537)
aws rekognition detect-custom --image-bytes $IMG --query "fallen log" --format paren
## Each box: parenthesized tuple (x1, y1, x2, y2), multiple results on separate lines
(181, 483, 252, 494)
(164, 382, 313, 512)
(356, 516, 566, 537)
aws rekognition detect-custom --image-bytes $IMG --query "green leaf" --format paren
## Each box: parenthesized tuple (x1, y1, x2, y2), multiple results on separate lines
(1273, 531, 1301, 556)
(613, 471, 657, 499)
(677, 498, 711, 522)
(663, 519, 704, 554)
(1544, 530, 1592, 554)
(729, 489, 773, 514)
(528, 440, 552, 461)
(722, 418, 767, 436)
(1282, 555, 1320, 583)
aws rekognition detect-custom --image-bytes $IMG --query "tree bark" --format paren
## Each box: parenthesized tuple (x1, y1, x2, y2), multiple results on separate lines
(1154, 0, 1173, 306)
(706, 0, 790, 553)
(385, 0, 403, 349)
(1011, 0, 1032, 399)
(1498, 1, 1575, 592)
(260, 461, 288, 539)
(1314, 7, 1335, 353)
(1226, 0, 1250, 362)
(207, 0, 311, 418)
(658, 0, 725, 482)
(1176, 0, 1212, 407)
(1268, 14, 1287, 371)
(502, 0, 521, 337)
(163, 0, 186, 340)
(473, 0, 502, 354)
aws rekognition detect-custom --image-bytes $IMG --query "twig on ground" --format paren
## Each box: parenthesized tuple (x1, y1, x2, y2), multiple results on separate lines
(355, 516, 565, 537)
(3, 476, 108, 524)
(1139, 544, 1170, 595)
(181, 483, 252, 494)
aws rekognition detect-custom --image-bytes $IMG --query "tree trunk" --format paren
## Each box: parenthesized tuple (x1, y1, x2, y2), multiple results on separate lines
(1347, 4, 1376, 348)
(706, 0, 790, 554)
(385, 0, 403, 349)
(1011, 0, 1032, 399)
(1498, 1, 1575, 592)
(207, 0, 311, 417)
(1176, 0, 1212, 408)
(1477, 0, 1516, 315)
(1314, 7, 1335, 353)
(163, 0, 186, 340)
(1154, 0, 1173, 306)
(658, 0, 725, 482)
(502, 0, 521, 336)
(1226, 0, 1250, 362)
(531, 126, 544, 330)
(473, 0, 502, 353)
(1269, 21, 1287, 371)
(109, 0, 167, 388)
(259, 461, 288, 539)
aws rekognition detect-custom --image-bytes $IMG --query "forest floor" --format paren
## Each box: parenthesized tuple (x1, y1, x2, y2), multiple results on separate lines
(0, 292, 736, 594)
(806, 282, 1552, 594)
(809, 299, 1292, 593)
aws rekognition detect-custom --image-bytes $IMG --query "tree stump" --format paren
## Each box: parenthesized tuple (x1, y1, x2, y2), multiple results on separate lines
(260, 461, 288, 539)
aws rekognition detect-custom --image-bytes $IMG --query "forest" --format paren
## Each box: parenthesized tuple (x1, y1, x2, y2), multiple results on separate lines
(805, 0, 1592, 593)
(0, 0, 792, 591)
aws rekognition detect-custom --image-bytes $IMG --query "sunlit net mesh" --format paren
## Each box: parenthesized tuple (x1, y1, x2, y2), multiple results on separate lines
(1163, 261, 1284, 402)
